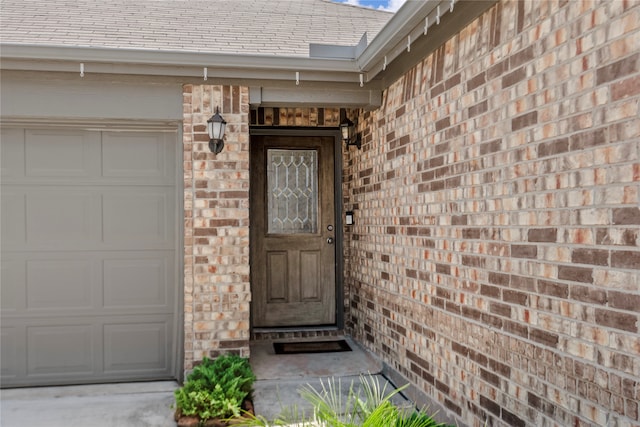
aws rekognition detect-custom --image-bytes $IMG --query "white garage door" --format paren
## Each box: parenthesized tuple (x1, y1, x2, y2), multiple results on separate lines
(1, 126, 179, 387)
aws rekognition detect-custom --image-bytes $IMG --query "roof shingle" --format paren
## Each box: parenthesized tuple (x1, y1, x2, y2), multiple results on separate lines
(0, 0, 392, 56)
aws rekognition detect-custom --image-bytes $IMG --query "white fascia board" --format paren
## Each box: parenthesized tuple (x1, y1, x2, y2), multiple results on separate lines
(309, 33, 368, 60)
(1, 58, 366, 86)
(356, 0, 501, 83)
(360, 0, 497, 83)
(0, 43, 362, 82)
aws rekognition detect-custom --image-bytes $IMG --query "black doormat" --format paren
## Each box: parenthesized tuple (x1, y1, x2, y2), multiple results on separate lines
(273, 339, 352, 355)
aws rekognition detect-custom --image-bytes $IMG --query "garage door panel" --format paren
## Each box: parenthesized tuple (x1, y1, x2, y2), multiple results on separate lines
(26, 259, 94, 309)
(1, 192, 26, 246)
(25, 129, 100, 178)
(103, 257, 168, 308)
(5, 251, 175, 315)
(26, 191, 102, 246)
(103, 191, 173, 246)
(1, 127, 25, 179)
(1, 327, 24, 378)
(27, 324, 95, 376)
(4, 252, 102, 313)
(104, 321, 169, 374)
(102, 132, 174, 181)
(1, 259, 26, 311)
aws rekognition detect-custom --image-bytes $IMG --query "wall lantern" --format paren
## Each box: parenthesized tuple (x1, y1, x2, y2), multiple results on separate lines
(345, 210, 354, 225)
(340, 117, 361, 149)
(207, 107, 227, 154)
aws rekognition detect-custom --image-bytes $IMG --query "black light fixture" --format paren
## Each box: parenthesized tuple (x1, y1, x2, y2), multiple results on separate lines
(340, 117, 361, 149)
(345, 210, 354, 225)
(207, 107, 227, 154)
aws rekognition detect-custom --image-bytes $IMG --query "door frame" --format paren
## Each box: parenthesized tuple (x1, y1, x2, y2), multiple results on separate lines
(249, 127, 344, 331)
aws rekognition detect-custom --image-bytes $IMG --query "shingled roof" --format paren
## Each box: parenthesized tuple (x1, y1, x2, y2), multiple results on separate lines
(0, 0, 392, 56)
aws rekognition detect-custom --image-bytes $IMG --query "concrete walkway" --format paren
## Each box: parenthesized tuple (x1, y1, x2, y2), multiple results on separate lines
(1, 337, 409, 426)
(251, 336, 410, 421)
(1, 381, 178, 427)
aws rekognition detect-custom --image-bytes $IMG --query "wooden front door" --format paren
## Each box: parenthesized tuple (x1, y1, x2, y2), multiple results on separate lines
(250, 135, 336, 327)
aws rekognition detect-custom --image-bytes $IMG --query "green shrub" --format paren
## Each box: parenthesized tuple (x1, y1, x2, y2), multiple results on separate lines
(174, 354, 256, 421)
(396, 410, 454, 427)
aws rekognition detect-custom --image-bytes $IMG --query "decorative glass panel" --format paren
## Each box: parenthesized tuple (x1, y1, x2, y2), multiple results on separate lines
(267, 149, 318, 234)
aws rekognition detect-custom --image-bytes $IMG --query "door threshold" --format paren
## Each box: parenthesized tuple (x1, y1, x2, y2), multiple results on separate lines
(251, 327, 343, 341)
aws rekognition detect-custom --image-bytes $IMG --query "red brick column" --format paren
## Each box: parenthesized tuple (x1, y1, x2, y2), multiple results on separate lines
(183, 85, 250, 370)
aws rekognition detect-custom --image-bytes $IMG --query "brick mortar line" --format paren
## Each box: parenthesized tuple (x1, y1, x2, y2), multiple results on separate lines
(362, 139, 638, 166)
(350, 187, 637, 203)
(350, 270, 639, 311)
(368, 232, 638, 243)
(369, 338, 634, 416)
(358, 262, 640, 280)
(348, 229, 637, 240)
(360, 298, 638, 374)
(355, 302, 639, 355)
(401, 321, 638, 395)
(356, 271, 639, 307)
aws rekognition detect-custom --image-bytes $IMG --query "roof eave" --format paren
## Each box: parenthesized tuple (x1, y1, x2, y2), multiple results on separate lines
(1, 43, 385, 109)
(357, 0, 441, 72)
(0, 1, 498, 108)
(358, 0, 498, 83)
(0, 43, 364, 84)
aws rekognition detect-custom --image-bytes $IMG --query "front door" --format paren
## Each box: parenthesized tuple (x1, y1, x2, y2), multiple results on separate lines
(250, 135, 336, 327)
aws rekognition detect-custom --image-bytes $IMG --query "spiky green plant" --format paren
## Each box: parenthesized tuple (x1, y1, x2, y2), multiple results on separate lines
(236, 374, 455, 427)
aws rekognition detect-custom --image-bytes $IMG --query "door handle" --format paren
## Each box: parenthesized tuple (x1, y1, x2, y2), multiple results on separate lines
(327, 237, 334, 244)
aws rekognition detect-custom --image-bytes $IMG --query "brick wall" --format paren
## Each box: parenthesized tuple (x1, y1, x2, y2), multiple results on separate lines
(343, 1, 639, 426)
(250, 107, 342, 127)
(183, 85, 251, 370)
